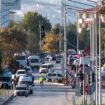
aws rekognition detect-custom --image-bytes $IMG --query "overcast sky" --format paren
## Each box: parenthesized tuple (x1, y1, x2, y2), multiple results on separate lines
(15, 0, 99, 25)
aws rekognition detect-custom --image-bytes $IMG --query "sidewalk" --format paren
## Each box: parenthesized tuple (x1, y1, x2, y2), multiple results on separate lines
(0, 89, 14, 105)
(74, 93, 105, 105)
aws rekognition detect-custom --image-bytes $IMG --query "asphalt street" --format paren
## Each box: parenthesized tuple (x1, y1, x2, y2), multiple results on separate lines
(6, 61, 76, 105)
(7, 82, 75, 105)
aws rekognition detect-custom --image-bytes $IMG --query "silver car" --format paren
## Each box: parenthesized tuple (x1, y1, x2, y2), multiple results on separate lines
(14, 84, 29, 97)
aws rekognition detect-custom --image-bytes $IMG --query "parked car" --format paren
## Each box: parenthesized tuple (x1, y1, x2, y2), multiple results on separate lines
(14, 84, 29, 97)
(15, 69, 27, 78)
(18, 75, 33, 94)
(39, 63, 54, 74)
(0, 70, 12, 89)
(46, 72, 64, 83)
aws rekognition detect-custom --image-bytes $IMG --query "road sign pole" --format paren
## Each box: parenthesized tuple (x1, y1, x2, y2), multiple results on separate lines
(39, 21, 42, 52)
(82, 56, 86, 105)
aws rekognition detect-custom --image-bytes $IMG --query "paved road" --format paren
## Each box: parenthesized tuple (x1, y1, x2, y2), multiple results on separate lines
(7, 82, 75, 105)
(7, 61, 76, 105)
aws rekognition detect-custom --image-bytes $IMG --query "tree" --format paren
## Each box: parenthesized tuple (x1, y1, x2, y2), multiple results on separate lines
(100, 0, 105, 16)
(22, 12, 51, 53)
(42, 33, 60, 53)
(79, 28, 90, 49)
(0, 28, 27, 67)
(66, 24, 77, 50)
(101, 29, 105, 55)
(52, 23, 60, 35)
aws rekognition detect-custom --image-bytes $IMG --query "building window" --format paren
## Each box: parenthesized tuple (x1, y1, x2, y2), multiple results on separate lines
(86, 13, 90, 18)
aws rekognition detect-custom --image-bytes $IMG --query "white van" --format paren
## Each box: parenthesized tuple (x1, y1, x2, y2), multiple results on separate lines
(28, 55, 41, 68)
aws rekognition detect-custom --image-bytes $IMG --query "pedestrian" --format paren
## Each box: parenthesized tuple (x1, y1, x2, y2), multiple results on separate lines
(39, 76, 44, 86)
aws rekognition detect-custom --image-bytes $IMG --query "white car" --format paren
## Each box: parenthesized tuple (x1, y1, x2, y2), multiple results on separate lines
(15, 69, 27, 78)
(18, 75, 33, 94)
(39, 63, 54, 74)
(46, 72, 64, 83)
(14, 84, 29, 97)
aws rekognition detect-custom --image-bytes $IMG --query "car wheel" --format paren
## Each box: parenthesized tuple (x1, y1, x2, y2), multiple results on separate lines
(30, 90, 33, 94)
(26, 94, 28, 97)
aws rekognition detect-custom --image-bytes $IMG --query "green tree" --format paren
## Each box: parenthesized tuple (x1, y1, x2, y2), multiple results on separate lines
(79, 28, 90, 49)
(22, 12, 51, 53)
(101, 29, 105, 55)
(66, 24, 77, 50)
(0, 28, 27, 67)
(52, 23, 77, 51)
(52, 23, 60, 35)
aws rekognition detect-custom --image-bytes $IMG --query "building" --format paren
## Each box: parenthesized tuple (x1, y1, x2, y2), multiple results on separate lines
(77, 7, 99, 34)
(0, 0, 21, 28)
(9, 11, 16, 24)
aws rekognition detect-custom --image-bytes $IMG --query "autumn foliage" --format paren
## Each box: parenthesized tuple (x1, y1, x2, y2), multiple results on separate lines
(42, 33, 60, 53)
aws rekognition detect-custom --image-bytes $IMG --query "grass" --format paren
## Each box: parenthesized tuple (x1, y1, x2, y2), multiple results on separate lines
(0, 89, 5, 95)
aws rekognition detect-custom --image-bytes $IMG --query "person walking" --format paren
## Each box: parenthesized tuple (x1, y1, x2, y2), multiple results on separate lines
(39, 76, 44, 86)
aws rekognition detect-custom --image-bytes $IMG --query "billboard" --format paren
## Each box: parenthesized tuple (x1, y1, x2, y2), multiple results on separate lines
(1, 0, 21, 10)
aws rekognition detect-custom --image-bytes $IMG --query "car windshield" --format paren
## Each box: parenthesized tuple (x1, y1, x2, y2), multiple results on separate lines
(48, 74, 51, 76)
(17, 71, 25, 74)
(25, 68, 30, 71)
(17, 56, 26, 60)
(52, 73, 56, 76)
(42, 65, 48, 68)
(0, 77, 11, 82)
(31, 59, 39, 63)
(16, 87, 27, 90)
(42, 64, 53, 68)
(20, 81, 32, 85)
(57, 74, 63, 77)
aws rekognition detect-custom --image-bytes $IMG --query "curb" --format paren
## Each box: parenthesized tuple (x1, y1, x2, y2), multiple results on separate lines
(1, 95, 14, 105)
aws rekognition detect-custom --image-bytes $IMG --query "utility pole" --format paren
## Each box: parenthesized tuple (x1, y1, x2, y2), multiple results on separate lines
(59, 0, 63, 53)
(39, 21, 42, 52)
(98, 2, 102, 105)
(64, 0, 67, 72)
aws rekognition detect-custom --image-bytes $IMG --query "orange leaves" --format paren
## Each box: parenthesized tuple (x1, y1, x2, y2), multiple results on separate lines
(42, 33, 60, 53)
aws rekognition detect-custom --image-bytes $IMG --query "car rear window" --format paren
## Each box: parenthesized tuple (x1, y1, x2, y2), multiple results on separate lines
(16, 87, 27, 90)
(31, 59, 39, 63)
(18, 71, 26, 74)
(57, 74, 63, 77)
(17, 56, 26, 60)
(48, 74, 51, 76)
(52, 73, 56, 76)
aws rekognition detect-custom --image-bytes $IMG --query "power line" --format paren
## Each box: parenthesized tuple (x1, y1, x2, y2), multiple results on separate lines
(67, 5, 84, 10)
(68, 0, 95, 7)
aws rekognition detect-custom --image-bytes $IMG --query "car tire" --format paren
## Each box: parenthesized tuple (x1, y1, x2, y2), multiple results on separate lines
(26, 94, 28, 97)
(30, 90, 33, 94)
